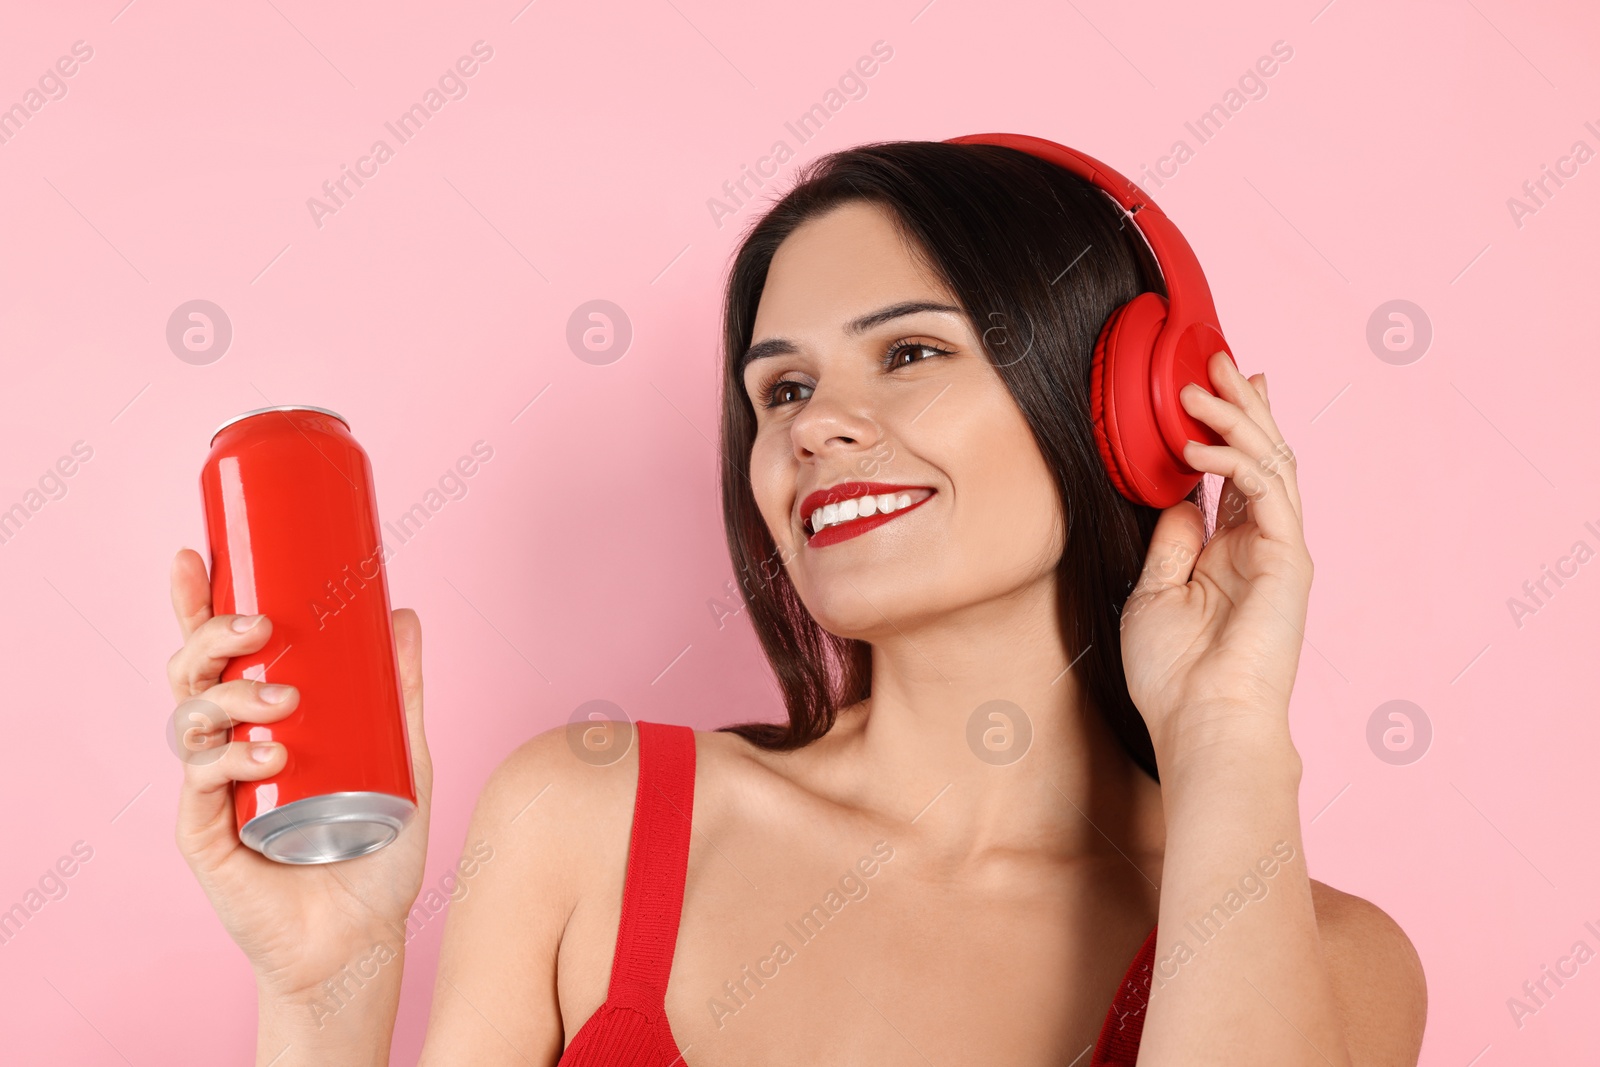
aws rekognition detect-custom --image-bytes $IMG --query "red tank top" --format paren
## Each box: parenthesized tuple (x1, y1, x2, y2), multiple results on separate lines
(559, 721, 1158, 1065)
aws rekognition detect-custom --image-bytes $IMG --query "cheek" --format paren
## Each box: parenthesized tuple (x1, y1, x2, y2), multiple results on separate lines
(982, 452, 1063, 564)
(748, 431, 795, 538)
(937, 390, 1064, 572)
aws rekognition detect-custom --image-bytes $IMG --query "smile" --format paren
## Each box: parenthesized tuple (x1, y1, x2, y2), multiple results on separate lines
(799, 482, 936, 547)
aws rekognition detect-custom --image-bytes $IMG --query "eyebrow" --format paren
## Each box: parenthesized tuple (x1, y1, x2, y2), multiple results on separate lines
(740, 299, 964, 373)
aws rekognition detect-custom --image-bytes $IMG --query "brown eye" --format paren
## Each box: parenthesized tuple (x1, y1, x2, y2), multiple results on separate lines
(883, 339, 953, 369)
(759, 377, 812, 409)
(757, 339, 952, 411)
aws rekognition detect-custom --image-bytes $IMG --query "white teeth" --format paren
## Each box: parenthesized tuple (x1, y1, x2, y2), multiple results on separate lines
(808, 488, 933, 535)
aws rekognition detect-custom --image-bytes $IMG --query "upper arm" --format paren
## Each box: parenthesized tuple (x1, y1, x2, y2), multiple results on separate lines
(417, 726, 600, 1067)
(1311, 879, 1428, 1067)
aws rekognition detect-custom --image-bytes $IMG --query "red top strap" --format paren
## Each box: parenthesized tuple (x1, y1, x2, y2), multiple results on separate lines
(604, 720, 697, 1010)
(1089, 923, 1159, 1065)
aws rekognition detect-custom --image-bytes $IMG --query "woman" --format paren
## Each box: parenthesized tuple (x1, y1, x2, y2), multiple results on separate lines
(168, 139, 1427, 1065)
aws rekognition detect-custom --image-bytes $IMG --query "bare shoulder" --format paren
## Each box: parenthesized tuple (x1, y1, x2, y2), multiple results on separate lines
(465, 720, 656, 915)
(1309, 878, 1428, 1065)
(418, 722, 644, 1065)
(476, 719, 784, 877)
(439, 718, 778, 945)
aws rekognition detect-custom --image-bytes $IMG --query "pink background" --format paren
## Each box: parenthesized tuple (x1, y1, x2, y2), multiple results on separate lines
(1, 0, 1596, 1062)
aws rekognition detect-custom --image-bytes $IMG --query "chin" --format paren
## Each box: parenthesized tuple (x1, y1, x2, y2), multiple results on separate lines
(798, 578, 939, 640)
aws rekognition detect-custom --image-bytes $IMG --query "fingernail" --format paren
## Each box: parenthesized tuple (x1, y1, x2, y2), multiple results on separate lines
(232, 614, 262, 632)
(259, 684, 294, 704)
(250, 743, 278, 763)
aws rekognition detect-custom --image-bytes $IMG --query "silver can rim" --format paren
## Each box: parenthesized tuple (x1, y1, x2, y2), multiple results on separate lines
(239, 790, 415, 865)
(210, 404, 349, 445)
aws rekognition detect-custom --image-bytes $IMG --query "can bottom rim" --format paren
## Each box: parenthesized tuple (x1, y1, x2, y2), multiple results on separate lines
(240, 791, 415, 865)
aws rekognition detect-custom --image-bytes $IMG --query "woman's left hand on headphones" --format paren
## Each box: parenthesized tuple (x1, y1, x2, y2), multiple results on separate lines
(1118, 349, 1313, 772)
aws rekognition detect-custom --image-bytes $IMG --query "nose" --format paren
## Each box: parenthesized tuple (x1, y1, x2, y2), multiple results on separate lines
(790, 382, 885, 463)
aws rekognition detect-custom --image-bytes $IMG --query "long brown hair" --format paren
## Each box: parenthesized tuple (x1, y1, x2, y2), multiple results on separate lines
(715, 140, 1206, 782)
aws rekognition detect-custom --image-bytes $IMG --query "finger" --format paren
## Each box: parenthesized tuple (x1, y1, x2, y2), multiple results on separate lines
(1181, 438, 1302, 547)
(1182, 372, 1302, 528)
(1210, 354, 1283, 441)
(392, 608, 433, 810)
(1133, 499, 1205, 596)
(1204, 354, 1301, 522)
(168, 679, 301, 758)
(175, 738, 287, 870)
(1246, 371, 1284, 446)
(171, 548, 213, 643)
(1212, 371, 1290, 536)
(167, 612, 274, 703)
(1240, 370, 1300, 522)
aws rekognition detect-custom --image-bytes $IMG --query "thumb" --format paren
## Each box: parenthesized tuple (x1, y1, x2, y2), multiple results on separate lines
(392, 607, 433, 810)
(1132, 500, 1205, 599)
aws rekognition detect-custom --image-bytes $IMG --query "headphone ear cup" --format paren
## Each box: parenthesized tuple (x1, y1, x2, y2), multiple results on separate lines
(1089, 303, 1136, 501)
(1091, 292, 1195, 507)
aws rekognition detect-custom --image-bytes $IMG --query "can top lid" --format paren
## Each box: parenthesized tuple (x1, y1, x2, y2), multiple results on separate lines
(210, 405, 349, 445)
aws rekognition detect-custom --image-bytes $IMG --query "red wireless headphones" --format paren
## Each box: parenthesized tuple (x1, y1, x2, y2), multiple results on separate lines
(944, 132, 1238, 509)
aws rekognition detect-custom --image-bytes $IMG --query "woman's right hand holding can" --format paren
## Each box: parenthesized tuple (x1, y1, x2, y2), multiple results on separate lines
(167, 548, 434, 1065)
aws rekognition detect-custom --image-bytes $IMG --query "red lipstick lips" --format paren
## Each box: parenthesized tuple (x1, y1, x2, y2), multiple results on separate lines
(799, 481, 936, 548)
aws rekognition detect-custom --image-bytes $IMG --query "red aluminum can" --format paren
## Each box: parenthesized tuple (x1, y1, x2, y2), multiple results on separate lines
(200, 405, 416, 863)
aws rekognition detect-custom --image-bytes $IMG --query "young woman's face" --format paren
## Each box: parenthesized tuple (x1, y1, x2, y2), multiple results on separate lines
(743, 199, 1067, 640)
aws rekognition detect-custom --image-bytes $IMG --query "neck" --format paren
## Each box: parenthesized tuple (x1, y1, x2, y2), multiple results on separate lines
(824, 577, 1161, 864)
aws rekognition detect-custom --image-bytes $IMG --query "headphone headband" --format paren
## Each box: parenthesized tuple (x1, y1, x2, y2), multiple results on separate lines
(943, 132, 1221, 334)
(942, 131, 1235, 507)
